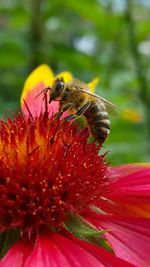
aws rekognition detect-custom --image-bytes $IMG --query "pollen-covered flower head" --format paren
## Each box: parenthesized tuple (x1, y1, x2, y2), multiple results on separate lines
(0, 112, 107, 236)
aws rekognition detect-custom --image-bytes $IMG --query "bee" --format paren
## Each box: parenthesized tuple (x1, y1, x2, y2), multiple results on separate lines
(39, 77, 117, 143)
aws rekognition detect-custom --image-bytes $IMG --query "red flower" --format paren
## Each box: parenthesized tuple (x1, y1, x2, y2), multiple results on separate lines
(0, 65, 150, 267)
(0, 112, 107, 234)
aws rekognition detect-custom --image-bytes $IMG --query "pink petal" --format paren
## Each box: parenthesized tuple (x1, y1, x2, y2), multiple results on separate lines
(83, 164, 150, 266)
(21, 65, 72, 119)
(104, 219, 150, 267)
(69, 233, 135, 267)
(101, 164, 150, 217)
(24, 234, 69, 267)
(21, 64, 56, 118)
(0, 240, 32, 267)
(107, 163, 150, 178)
(24, 232, 104, 267)
(108, 164, 150, 196)
(21, 82, 59, 118)
(85, 212, 150, 267)
(0, 232, 136, 267)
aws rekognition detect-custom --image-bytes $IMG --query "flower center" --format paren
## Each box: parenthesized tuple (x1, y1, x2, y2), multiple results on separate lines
(0, 113, 108, 238)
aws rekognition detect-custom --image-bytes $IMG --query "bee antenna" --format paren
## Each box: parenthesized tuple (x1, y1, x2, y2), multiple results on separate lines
(34, 87, 52, 99)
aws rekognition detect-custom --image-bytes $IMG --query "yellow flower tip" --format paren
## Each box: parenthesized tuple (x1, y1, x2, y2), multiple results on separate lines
(20, 64, 54, 106)
(135, 162, 150, 168)
(122, 108, 143, 123)
(88, 77, 100, 93)
(125, 203, 150, 218)
(55, 71, 73, 83)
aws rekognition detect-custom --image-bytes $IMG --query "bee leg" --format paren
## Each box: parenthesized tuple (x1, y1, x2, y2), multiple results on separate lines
(76, 101, 91, 115)
(54, 112, 63, 120)
(65, 101, 91, 121)
(54, 103, 74, 120)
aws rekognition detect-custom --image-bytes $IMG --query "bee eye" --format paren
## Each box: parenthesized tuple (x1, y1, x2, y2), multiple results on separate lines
(50, 80, 64, 101)
(55, 81, 64, 91)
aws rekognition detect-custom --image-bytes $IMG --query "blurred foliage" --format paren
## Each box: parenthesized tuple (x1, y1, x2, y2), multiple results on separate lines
(0, 0, 150, 164)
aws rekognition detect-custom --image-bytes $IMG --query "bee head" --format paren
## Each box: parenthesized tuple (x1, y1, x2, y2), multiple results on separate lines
(49, 78, 65, 102)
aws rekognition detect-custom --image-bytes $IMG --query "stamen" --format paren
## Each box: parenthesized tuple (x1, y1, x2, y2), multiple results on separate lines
(23, 99, 34, 121)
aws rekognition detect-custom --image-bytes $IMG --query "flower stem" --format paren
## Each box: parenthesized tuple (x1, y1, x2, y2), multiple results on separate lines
(29, 0, 44, 69)
(125, 0, 150, 152)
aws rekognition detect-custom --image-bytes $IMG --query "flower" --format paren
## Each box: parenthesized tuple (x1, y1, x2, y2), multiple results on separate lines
(0, 112, 107, 234)
(122, 108, 143, 123)
(0, 65, 150, 267)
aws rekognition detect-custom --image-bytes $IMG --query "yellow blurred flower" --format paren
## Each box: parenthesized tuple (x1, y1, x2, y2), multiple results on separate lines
(122, 108, 143, 123)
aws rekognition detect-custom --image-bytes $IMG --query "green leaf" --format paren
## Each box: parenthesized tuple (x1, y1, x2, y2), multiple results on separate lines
(0, 230, 20, 259)
(65, 213, 107, 238)
(65, 213, 112, 252)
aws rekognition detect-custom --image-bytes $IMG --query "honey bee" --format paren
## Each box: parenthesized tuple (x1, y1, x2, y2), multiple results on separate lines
(41, 77, 117, 143)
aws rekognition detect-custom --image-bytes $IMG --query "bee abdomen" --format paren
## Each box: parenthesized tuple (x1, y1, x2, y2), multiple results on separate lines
(89, 119, 110, 142)
(84, 103, 110, 143)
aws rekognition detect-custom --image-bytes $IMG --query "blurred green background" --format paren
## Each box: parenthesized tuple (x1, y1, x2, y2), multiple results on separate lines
(0, 0, 150, 164)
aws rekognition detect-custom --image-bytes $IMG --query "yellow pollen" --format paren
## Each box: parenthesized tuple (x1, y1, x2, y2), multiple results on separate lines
(52, 185, 57, 191)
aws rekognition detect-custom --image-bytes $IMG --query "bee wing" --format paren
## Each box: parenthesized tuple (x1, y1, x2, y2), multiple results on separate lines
(67, 79, 118, 116)
(103, 101, 118, 117)
(79, 89, 118, 116)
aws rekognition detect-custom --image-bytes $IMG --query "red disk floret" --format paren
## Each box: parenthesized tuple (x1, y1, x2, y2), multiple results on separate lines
(0, 113, 108, 236)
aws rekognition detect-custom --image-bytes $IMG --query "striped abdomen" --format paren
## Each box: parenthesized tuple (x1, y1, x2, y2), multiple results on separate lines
(84, 101, 110, 143)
